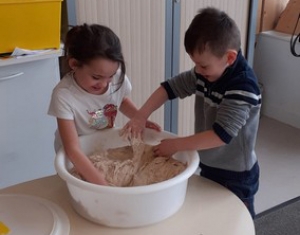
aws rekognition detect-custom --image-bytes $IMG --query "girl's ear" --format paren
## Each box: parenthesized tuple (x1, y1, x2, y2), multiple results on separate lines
(68, 58, 79, 71)
(226, 50, 238, 66)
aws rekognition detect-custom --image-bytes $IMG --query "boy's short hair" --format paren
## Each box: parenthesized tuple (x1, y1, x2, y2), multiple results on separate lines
(184, 7, 241, 57)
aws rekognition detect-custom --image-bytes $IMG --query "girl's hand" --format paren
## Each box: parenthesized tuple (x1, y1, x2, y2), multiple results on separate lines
(95, 171, 109, 186)
(121, 119, 161, 141)
(81, 170, 108, 186)
(121, 115, 147, 139)
(145, 120, 161, 132)
(57, 118, 109, 186)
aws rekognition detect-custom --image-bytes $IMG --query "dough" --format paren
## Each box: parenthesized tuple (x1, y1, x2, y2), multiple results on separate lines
(70, 143, 187, 187)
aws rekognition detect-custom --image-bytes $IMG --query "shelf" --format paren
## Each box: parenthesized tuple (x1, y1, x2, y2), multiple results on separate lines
(0, 49, 63, 67)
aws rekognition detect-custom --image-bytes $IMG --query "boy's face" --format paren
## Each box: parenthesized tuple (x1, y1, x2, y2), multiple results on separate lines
(189, 49, 235, 82)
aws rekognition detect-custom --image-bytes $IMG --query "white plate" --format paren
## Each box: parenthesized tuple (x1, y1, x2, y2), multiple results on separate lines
(0, 194, 70, 235)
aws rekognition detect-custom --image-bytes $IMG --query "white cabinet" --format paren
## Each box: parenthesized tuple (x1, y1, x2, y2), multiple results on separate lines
(0, 52, 61, 188)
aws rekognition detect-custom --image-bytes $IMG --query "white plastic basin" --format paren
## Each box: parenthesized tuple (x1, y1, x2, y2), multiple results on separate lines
(55, 128, 199, 228)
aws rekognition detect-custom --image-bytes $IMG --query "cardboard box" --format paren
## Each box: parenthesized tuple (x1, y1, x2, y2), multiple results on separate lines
(0, 0, 63, 54)
(275, 0, 300, 35)
(256, 0, 290, 33)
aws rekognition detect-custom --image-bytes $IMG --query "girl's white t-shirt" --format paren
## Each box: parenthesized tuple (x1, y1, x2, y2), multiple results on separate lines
(48, 70, 132, 152)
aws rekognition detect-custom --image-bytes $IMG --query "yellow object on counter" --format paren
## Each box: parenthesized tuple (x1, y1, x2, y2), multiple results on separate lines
(0, 221, 10, 235)
(0, 0, 63, 54)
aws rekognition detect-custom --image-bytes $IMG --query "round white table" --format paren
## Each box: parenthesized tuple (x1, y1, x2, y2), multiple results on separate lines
(0, 174, 255, 235)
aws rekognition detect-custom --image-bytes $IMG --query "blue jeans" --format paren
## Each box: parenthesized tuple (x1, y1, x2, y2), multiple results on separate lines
(200, 162, 259, 219)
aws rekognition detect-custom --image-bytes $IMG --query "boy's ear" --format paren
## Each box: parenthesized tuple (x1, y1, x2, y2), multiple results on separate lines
(226, 50, 238, 66)
(68, 58, 79, 70)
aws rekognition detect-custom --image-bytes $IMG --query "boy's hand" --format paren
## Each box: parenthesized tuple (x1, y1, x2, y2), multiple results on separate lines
(153, 138, 179, 157)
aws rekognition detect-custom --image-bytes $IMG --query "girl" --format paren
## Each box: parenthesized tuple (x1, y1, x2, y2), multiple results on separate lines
(48, 24, 160, 185)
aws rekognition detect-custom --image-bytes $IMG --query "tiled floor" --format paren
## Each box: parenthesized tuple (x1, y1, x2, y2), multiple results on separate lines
(255, 116, 300, 214)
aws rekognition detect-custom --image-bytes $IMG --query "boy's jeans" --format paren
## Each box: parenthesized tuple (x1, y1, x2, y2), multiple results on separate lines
(200, 162, 260, 219)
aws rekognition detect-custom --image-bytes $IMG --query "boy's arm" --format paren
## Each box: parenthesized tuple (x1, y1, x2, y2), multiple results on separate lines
(57, 118, 108, 185)
(119, 96, 138, 119)
(139, 86, 169, 119)
(179, 130, 226, 151)
(153, 130, 226, 156)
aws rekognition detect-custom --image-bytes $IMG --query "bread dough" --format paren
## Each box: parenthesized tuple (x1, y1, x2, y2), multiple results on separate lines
(71, 143, 187, 187)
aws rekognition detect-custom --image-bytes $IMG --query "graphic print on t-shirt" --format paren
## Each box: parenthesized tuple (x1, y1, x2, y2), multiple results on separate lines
(87, 104, 117, 129)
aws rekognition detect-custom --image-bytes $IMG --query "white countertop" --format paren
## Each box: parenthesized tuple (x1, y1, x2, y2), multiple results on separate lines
(0, 174, 255, 235)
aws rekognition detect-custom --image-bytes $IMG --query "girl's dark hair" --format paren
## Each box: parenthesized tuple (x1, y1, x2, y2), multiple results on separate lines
(64, 24, 125, 91)
(184, 7, 241, 57)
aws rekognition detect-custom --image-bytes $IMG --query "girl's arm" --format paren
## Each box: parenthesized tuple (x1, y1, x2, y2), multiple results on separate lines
(57, 118, 108, 185)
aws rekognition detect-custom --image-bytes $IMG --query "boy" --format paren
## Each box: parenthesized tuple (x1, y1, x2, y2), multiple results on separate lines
(123, 7, 261, 218)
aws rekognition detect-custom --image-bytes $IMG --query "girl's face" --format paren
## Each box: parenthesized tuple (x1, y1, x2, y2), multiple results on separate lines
(189, 49, 236, 82)
(70, 57, 119, 95)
